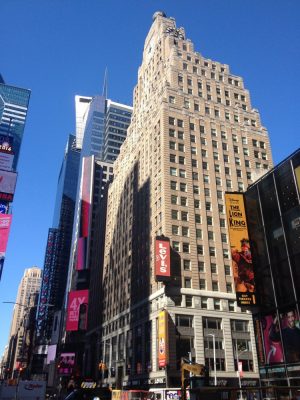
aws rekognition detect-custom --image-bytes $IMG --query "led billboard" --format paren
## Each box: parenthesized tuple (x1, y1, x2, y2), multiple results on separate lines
(155, 238, 171, 281)
(66, 289, 89, 331)
(0, 214, 12, 253)
(158, 310, 168, 368)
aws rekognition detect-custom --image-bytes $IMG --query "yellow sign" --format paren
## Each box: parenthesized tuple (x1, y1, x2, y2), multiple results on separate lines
(295, 166, 300, 192)
(158, 310, 168, 368)
(225, 193, 256, 306)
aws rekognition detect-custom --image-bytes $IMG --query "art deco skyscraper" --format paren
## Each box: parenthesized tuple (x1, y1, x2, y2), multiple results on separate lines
(100, 12, 273, 388)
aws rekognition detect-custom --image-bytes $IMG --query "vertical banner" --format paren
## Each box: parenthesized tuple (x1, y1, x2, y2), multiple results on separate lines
(279, 309, 300, 363)
(158, 310, 168, 368)
(155, 238, 171, 281)
(66, 290, 89, 331)
(225, 193, 256, 306)
(0, 214, 12, 252)
(295, 166, 300, 192)
(262, 314, 283, 364)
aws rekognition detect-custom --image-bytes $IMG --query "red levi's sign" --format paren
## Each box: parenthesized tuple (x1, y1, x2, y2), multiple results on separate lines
(155, 239, 171, 281)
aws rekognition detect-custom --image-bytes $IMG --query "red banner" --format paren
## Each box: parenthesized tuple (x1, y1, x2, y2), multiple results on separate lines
(0, 214, 12, 253)
(155, 239, 171, 281)
(66, 290, 89, 331)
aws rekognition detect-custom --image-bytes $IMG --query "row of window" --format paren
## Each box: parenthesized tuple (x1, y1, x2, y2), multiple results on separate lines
(176, 315, 249, 332)
(183, 259, 231, 274)
(182, 277, 232, 293)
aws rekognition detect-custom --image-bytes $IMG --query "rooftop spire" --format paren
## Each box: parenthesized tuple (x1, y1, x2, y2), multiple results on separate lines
(102, 67, 108, 99)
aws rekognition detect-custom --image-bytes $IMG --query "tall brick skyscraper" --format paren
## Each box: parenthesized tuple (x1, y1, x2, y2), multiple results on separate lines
(100, 12, 273, 388)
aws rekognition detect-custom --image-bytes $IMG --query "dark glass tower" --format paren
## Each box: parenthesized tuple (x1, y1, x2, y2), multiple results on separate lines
(36, 135, 80, 343)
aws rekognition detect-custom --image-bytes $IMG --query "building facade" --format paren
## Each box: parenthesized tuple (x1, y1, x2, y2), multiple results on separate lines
(5, 267, 42, 375)
(0, 77, 30, 279)
(244, 148, 300, 387)
(100, 12, 273, 388)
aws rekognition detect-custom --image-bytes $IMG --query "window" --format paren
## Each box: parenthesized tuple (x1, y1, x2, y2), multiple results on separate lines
(202, 162, 208, 170)
(225, 167, 230, 175)
(181, 211, 188, 221)
(247, 172, 251, 180)
(194, 103, 199, 111)
(169, 129, 175, 137)
(226, 283, 232, 293)
(220, 219, 226, 228)
(171, 210, 179, 220)
(190, 134, 196, 143)
(197, 245, 204, 255)
(192, 172, 199, 180)
(210, 247, 216, 257)
(187, 78, 192, 86)
(207, 216, 213, 226)
(186, 295, 193, 308)
(182, 243, 190, 253)
(171, 194, 177, 204)
(224, 154, 229, 163)
(214, 299, 221, 310)
(206, 202, 212, 211)
(178, 119, 184, 128)
(202, 149, 207, 157)
(194, 199, 200, 209)
(180, 182, 187, 192)
(228, 301, 235, 311)
(170, 167, 177, 176)
(225, 112, 230, 120)
(193, 185, 199, 194)
(217, 191, 223, 200)
(169, 96, 175, 104)
(236, 169, 242, 178)
(211, 128, 217, 136)
(198, 262, 205, 272)
(184, 278, 191, 288)
(200, 125, 205, 134)
(235, 157, 241, 165)
(183, 62, 188, 70)
(169, 117, 175, 125)
(208, 230, 214, 240)
(223, 248, 229, 258)
(212, 281, 219, 291)
(179, 169, 186, 178)
(173, 241, 180, 251)
(231, 320, 249, 332)
(221, 131, 227, 139)
(204, 175, 210, 183)
(205, 107, 210, 115)
(183, 259, 191, 270)
(260, 141, 266, 149)
(226, 179, 232, 189)
(172, 225, 179, 235)
(182, 226, 189, 237)
(234, 145, 239, 153)
(211, 263, 217, 273)
(191, 147, 197, 155)
(195, 214, 201, 224)
(196, 228, 202, 238)
(170, 181, 177, 190)
(218, 204, 224, 213)
(170, 154, 176, 163)
(189, 123, 195, 131)
(238, 182, 244, 191)
(203, 317, 222, 330)
(225, 265, 231, 275)
(199, 279, 206, 290)
(179, 156, 185, 165)
(201, 297, 208, 308)
(222, 142, 228, 151)
(181, 196, 187, 206)
(192, 159, 198, 167)
(213, 152, 219, 160)
(175, 314, 193, 327)
(201, 137, 207, 145)
(178, 143, 185, 152)
(242, 137, 247, 145)
(215, 164, 220, 173)
(169, 141, 176, 150)
(254, 150, 259, 158)
(212, 140, 218, 148)
(221, 233, 227, 243)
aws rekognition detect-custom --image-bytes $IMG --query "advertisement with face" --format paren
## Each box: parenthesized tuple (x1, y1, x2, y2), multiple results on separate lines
(58, 353, 75, 375)
(262, 314, 284, 364)
(279, 309, 300, 363)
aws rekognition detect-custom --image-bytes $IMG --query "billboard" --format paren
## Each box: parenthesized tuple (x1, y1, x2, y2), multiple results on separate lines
(0, 214, 12, 253)
(0, 152, 14, 171)
(0, 170, 17, 201)
(155, 238, 171, 281)
(261, 314, 284, 364)
(225, 193, 256, 306)
(279, 309, 300, 363)
(46, 344, 57, 364)
(58, 352, 75, 375)
(158, 310, 168, 368)
(66, 289, 89, 331)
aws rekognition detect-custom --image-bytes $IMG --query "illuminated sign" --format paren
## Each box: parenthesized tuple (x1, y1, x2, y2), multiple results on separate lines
(58, 353, 75, 375)
(155, 238, 171, 281)
(66, 290, 89, 331)
(0, 170, 17, 200)
(0, 152, 14, 171)
(225, 193, 256, 306)
(0, 214, 12, 253)
(158, 310, 168, 368)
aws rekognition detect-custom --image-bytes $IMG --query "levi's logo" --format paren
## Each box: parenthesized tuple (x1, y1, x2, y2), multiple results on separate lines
(158, 242, 168, 273)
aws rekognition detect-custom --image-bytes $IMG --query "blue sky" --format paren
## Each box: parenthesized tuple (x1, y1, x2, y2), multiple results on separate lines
(0, 0, 299, 357)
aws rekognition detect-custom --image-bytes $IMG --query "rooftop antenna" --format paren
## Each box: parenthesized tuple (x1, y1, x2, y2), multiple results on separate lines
(102, 67, 108, 99)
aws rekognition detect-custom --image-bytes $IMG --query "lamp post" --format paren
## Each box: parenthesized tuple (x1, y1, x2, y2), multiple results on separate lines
(235, 342, 247, 400)
(207, 333, 217, 386)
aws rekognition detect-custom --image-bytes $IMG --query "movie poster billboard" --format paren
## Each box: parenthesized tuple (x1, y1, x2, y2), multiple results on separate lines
(58, 352, 75, 375)
(66, 290, 89, 331)
(278, 309, 300, 363)
(158, 310, 168, 368)
(261, 314, 284, 364)
(155, 238, 171, 282)
(0, 214, 12, 253)
(225, 193, 256, 306)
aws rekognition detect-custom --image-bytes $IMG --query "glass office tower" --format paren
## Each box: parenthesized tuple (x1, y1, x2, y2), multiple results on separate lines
(244, 148, 300, 387)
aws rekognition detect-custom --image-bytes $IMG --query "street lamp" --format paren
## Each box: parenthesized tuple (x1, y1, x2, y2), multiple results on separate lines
(235, 342, 247, 400)
(207, 334, 217, 386)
